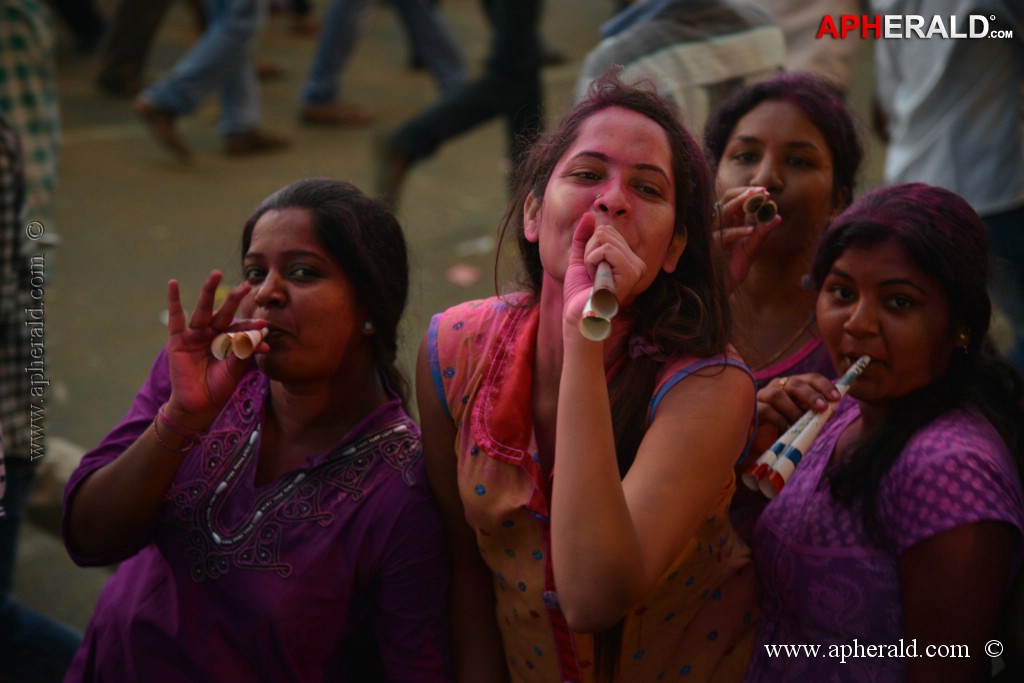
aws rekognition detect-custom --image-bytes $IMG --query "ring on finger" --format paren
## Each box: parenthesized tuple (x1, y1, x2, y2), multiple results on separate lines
(778, 376, 789, 389)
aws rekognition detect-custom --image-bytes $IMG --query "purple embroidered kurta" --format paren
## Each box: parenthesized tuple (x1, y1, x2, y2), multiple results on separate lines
(61, 351, 452, 682)
(746, 397, 1024, 682)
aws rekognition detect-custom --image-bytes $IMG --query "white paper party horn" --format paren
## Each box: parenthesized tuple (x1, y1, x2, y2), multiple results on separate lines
(579, 261, 619, 342)
(758, 355, 871, 499)
(231, 328, 267, 359)
(210, 328, 268, 360)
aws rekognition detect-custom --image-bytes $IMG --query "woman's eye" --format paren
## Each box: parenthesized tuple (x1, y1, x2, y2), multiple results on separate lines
(636, 183, 664, 198)
(787, 156, 813, 168)
(888, 294, 915, 310)
(732, 151, 758, 164)
(243, 266, 264, 282)
(290, 266, 318, 279)
(828, 284, 855, 302)
(571, 170, 601, 181)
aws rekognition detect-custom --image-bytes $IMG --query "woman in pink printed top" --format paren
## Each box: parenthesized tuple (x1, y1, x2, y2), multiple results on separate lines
(417, 68, 760, 682)
(748, 183, 1024, 682)
(61, 179, 452, 682)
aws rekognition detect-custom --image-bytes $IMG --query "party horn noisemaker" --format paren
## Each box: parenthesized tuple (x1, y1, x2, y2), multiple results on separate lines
(579, 261, 619, 341)
(210, 328, 268, 360)
(743, 192, 778, 224)
(752, 355, 871, 499)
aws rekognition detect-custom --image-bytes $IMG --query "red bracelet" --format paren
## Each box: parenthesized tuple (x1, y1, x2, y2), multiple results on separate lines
(157, 404, 205, 438)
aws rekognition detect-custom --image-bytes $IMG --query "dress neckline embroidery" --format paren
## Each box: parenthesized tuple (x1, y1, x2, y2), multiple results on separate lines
(200, 420, 412, 548)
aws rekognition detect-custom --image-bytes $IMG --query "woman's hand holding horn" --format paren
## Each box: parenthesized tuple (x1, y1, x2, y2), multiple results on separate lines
(163, 270, 267, 433)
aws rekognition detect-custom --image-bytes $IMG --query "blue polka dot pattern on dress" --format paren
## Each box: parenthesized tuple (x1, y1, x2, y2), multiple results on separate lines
(474, 484, 486, 496)
(443, 367, 455, 378)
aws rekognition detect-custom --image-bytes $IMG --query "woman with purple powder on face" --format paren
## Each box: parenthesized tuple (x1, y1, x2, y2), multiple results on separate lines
(747, 183, 1024, 682)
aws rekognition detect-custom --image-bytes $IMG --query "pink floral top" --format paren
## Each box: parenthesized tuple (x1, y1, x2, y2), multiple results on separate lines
(428, 295, 761, 682)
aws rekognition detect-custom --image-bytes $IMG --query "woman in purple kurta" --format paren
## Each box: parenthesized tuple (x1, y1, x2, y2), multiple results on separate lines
(61, 179, 451, 682)
(747, 184, 1024, 682)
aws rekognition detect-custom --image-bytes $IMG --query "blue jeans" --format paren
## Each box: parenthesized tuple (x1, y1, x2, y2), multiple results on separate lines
(142, 0, 266, 137)
(0, 457, 81, 683)
(390, 0, 542, 167)
(985, 204, 1024, 370)
(301, 0, 466, 107)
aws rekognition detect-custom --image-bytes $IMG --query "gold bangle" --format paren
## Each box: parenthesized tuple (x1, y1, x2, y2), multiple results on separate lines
(152, 416, 198, 454)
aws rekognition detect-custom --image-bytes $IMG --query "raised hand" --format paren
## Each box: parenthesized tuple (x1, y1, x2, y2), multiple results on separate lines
(563, 213, 646, 333)
(163, 270, 266, 432)
(714, 186, 782, 291)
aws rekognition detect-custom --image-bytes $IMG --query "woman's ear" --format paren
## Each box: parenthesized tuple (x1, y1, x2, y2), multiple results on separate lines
(954, 325, 971, 350)
(662, 230, 687, 273)
(523, 193, 541, 243)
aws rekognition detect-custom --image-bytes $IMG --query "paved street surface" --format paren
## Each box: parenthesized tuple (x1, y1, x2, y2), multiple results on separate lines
(12, 0, 883, 640)
(11, 0, 629, 636)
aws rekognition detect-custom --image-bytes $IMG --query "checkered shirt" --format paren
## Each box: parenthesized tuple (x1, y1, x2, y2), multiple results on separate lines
(0, 0, 59, 233)
(0, 113, 34, 460)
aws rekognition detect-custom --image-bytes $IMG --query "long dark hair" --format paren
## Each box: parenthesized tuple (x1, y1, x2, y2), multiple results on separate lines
(497, 67, 732, 682)
(241, 178, 412, 404)
(811, 183, 1024, 542)
(499, 67, 731, 474)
